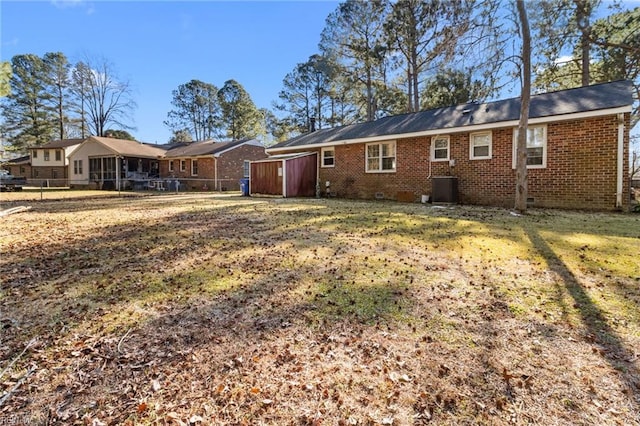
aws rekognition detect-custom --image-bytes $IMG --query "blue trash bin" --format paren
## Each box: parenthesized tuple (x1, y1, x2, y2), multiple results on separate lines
(240, 178, 250, 196)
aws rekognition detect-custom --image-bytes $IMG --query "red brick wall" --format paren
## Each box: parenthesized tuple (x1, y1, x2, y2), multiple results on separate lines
(30, 166, 67, 179)
(4, 164, 31, 178)
(28, 166, 69, 187)
(159, 144, 267, 191)
(217, 144, 267, 190)
(284, 113, 630, 211)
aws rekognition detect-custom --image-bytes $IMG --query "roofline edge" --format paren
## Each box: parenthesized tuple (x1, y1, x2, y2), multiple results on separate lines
(266, 106, 632, 154)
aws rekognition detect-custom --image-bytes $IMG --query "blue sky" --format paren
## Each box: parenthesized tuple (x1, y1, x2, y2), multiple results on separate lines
(1, 0, 340, 144)
(2, 1, 638, 144)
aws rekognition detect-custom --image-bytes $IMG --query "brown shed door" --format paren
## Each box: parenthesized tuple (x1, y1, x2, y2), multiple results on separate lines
(250, 161, 283, 195)
(285, 154, 317, 197)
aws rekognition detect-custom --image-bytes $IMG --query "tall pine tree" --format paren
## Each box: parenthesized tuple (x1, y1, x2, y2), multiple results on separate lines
(218, 79, 263, 140)
(1, 54, 57, 151)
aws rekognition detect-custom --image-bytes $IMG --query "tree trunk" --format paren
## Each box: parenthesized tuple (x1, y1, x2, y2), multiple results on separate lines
(515, 0, 531, 213)
(407, 68, 413, 113)
(80, 94, 86, 138)
(574, 0, 591, 86)
(411, 47, 419, 112)
(366, 67, 374, 121)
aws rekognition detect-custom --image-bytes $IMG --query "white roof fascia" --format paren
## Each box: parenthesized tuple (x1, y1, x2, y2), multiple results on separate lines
(64, 144, 82, 159)
(67, 137, 118, 158)
(266, 106, 631, 154)
(252, 152, 316, 162)
(162, 154, 213, 160)
(213, 139, 263, 158)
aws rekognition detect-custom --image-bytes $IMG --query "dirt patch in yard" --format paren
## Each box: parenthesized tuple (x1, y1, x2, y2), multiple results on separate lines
(1, 194, 639, 425)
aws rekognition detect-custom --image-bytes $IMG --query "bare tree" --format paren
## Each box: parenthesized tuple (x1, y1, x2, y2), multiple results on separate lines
(69, 61, 91, 138)
(515, 0, 531, 213)
(74, 56, 136, 137)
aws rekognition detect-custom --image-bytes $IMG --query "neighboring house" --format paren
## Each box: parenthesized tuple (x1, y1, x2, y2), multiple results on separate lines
(30, 138, 83, 186)
(1, 155, 31, 179)
(160, 138, 267, 191)
(266, 80, 633, 211)
(68, 136, 166, 189)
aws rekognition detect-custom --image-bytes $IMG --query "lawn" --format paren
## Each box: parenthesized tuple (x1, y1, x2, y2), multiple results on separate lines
(1, 192, 639, 425)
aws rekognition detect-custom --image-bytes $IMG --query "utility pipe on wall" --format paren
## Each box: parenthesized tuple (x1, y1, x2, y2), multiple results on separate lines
(616, 113, 624, 208)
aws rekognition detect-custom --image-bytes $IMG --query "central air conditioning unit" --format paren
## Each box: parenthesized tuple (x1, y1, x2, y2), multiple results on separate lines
(432, 176, 458, 203)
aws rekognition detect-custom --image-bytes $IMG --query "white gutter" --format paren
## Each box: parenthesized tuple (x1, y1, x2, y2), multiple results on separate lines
(616, 113, 625, 208)
(266, 106, 632, 154)
(316, 153, 320, 197)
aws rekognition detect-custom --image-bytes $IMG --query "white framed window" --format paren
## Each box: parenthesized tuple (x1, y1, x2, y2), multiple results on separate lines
(32, 150, 37, 159)
(431, 136, 450, 161)
(44, 150, 50, 161)
(469, 131, 492, 160)
(366, 141, 396, 172)
(191, 159, 198, 176)
(168, 161, 174, 172)
(513, 125, 547, 168)
(321, 147, 335, 167)
(55, 150, 62, 161)
(243, 160, 250, 177)
(73, 159, 83, 174)
(180, 160, 186, 172)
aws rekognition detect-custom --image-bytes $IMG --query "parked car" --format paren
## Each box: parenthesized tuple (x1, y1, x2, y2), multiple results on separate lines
(0, 169, 26, 191)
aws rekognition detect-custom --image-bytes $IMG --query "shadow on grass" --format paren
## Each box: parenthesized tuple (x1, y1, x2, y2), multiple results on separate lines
(4, 197, 640, 423)
(524, 226, 640, 405)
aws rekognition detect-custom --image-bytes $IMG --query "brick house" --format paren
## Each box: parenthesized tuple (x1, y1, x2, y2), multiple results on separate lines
(160, 138, 267, 191)
(30, 138, 83, 186)
(266, 81, 633, 211)
(1, 155, 31, 179)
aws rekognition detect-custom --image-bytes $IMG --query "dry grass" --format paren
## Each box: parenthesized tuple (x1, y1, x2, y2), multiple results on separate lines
(1, 191, 639, 425)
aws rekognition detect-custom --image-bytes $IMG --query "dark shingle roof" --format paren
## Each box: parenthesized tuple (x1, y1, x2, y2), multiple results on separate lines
(38, 138, 85, 149)
(163, 138, 256, 158)
(269, 80, 633, 151)
(3, 155, 30, 165)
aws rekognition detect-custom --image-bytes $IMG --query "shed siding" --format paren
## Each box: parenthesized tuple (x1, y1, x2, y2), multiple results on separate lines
(285, 154, 317, 197)
(251, 160, 283, 195)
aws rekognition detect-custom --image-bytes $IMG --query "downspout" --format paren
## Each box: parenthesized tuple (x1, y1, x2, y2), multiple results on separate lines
(214, 156, 218, 191)
(616, 113, 624, 208)
(427, 135, 439, 180)
(316, 153, 320, 198)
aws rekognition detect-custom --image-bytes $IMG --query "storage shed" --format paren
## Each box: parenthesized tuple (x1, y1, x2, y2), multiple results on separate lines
(250, 152, 317, 197)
